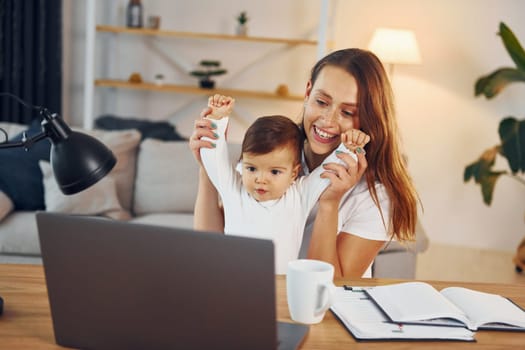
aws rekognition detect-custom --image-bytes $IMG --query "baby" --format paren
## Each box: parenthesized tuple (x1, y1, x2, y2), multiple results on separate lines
(199, 94, 363, 274)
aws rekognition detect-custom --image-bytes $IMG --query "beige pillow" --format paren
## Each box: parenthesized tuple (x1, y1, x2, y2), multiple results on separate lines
(78, 128, 141, 212)
(0, 191, 14, 222)
(0, 122, 27, 138)
(133, 139, 241, 215)
(133, 140, 198, 215)
(40, 161, 131, 220)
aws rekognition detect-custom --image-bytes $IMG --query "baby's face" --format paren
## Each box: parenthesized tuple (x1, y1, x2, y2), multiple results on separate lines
(241, 146, 299, 202)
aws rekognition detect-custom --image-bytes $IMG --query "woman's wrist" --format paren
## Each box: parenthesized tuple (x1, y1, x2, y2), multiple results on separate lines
(317, 197, 340, 211)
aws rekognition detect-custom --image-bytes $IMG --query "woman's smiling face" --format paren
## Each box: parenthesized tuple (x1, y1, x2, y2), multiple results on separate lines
(303, 65, 360, 158)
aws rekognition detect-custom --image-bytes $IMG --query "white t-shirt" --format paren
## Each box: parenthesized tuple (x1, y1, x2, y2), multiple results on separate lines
(298, 153, 391, 278)
(200, 117, 352, 274)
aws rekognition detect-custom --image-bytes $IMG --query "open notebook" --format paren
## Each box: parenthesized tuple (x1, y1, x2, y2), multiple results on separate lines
(365, 281, 525, 331)
(330, 286, 475, 341)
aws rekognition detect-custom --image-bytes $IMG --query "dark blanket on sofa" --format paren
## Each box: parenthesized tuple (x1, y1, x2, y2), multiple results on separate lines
(0, 121, 50, 210)
(95, 115, 187, 141)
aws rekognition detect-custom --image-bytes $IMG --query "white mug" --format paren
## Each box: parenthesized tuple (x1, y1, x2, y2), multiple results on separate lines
(286, 259, 335, 324)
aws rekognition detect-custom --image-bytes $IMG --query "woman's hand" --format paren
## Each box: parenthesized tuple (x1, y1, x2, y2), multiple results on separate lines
(188, 106, 218, 164)
(319, 131, 369, 202)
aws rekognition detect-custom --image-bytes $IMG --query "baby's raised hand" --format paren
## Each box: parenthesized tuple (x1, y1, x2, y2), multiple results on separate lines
(207, 94, 235, 120)
(342, 129, 370, 153)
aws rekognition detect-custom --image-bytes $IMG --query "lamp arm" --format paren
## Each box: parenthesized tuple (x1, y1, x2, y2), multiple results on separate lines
(0, 130, 48, 150)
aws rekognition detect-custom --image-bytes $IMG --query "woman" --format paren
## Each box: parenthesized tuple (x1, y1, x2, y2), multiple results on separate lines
(189, 48, 419, 278)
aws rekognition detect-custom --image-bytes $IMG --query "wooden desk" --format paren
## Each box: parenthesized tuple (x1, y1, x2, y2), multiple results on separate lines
(0, 264, 524, 349)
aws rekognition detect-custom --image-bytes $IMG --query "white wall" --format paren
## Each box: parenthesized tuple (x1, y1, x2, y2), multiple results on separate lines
(330, 0, 525, 252)
(63, 0, 525, 252)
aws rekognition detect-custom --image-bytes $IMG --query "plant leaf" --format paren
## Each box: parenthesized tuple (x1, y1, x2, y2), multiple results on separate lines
(499, 117, 525, 173)
(480, 172, 505, 205)
(208, 69, 227, 76)
(464, 146, 506, 205)
(464, 147, 498, 182)
(474, 68, 525, 98)
(200, 60, 220, 67)
(499, 22, 525, 71)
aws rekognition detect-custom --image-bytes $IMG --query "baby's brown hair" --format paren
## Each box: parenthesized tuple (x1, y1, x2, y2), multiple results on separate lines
(242, 115, 303, 166)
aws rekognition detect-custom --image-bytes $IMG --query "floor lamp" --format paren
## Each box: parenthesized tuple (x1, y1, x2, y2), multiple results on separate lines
(367, 27, 422, 76)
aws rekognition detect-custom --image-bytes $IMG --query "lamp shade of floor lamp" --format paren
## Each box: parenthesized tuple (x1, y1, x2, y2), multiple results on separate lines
(368, 27, 422, 74)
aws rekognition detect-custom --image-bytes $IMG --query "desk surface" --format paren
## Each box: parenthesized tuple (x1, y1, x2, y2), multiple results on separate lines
(0, 264, 524, 349)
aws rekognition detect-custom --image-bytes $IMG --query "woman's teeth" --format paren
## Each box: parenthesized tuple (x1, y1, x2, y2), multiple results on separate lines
(314, 125, 335, 140)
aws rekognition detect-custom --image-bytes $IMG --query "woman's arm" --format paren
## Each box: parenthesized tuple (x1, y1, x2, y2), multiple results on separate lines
(193, 166, 224, 232)
(307, 198, 385, 278)
(307, 148, 384, 278)
(189, 107, 225, 232)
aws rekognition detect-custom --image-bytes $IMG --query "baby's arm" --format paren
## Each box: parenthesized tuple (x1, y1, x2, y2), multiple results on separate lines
(200, 95, 237, 201)
(207, 94, 235, 120)
(341, 129, 370, 154)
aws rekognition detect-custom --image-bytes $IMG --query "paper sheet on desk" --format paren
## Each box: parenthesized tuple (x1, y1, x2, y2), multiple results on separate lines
(330, 287, 475, 341)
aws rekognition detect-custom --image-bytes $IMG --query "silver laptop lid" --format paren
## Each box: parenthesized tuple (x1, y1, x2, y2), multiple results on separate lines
(37, 212, 277, 350)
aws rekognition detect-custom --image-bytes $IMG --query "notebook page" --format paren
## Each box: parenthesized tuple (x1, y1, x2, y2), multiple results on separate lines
(441, 287, 525, 330)
(366, 282, 472, 327)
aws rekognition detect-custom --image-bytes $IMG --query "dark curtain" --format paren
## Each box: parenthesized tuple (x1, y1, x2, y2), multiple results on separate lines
(0, 0, 62, 124)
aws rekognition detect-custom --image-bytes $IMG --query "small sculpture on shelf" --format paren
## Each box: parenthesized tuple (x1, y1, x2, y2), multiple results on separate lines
(275, 84, 289, 97)
(236, 11, 249, 36)
(190, 60, 227, 89)
(154, 74, 165, 86)
(128, 72, 143, 83)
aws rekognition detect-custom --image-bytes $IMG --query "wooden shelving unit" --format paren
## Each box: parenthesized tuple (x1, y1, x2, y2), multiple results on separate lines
(95, 79, 304, 101)
(96, 25, 320, 46)
(83, 0, 331, 128)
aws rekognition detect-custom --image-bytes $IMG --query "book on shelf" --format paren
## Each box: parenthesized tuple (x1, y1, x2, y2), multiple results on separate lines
(330, 286, 475, 341)
(365, 281, 525, 331)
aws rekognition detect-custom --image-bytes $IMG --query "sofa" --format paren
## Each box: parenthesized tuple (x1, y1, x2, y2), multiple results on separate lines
(0, 121, 428, 278)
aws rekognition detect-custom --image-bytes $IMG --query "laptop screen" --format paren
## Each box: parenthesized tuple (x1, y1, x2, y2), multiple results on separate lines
(37, 212, 279, 350)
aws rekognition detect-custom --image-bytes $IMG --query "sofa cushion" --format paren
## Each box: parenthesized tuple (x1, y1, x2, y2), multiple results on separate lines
(130, 213, 194, 229)
(0, 122, 26, 138)
(0, 212, 40, 255)
(40, 161, 130, 220)
(133, 140, 241, 215)
(133, 140, 198, 214)
(0, 191, 14, 222)
(0, 123, 36, 222)
(0, 121, 51, 211)
(79, 128, 142, 213)
(95, 115, 187, 141)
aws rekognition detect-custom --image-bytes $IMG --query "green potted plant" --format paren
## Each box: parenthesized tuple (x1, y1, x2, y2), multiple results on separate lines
(236, 11, 249, 36)
(464, 22, 525, 205)
(464, 22, 525, 272)
(189, 60, 227, 89)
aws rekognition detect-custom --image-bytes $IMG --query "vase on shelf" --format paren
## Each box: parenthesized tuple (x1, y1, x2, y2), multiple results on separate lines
(236, 23, 248, 36)
(126, 0, 143, 28)
(235, 11, 249, 36)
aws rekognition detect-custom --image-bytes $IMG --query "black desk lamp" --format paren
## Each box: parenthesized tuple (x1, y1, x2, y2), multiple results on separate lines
(0, 93, 116, 194)
(0, 93, 117, 315)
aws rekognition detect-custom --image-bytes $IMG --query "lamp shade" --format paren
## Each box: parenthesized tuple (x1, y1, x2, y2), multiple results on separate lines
(368, 28, 422, 64)
(50, 131, 116, 195)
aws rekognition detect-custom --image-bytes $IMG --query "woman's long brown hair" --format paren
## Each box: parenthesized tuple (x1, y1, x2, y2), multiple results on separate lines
(309, 48, 419, 241)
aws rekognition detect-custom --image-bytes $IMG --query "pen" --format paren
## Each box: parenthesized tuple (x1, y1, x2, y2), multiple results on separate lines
(382, 321, 404, 333)
(343, 285, 366, 292)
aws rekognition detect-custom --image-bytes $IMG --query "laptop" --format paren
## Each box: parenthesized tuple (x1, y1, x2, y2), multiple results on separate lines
(36, 212, 308, 350)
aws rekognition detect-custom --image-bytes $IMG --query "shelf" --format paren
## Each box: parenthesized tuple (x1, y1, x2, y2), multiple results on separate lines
(95, 79, 304, 101)
(96, 25, 319, 46)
